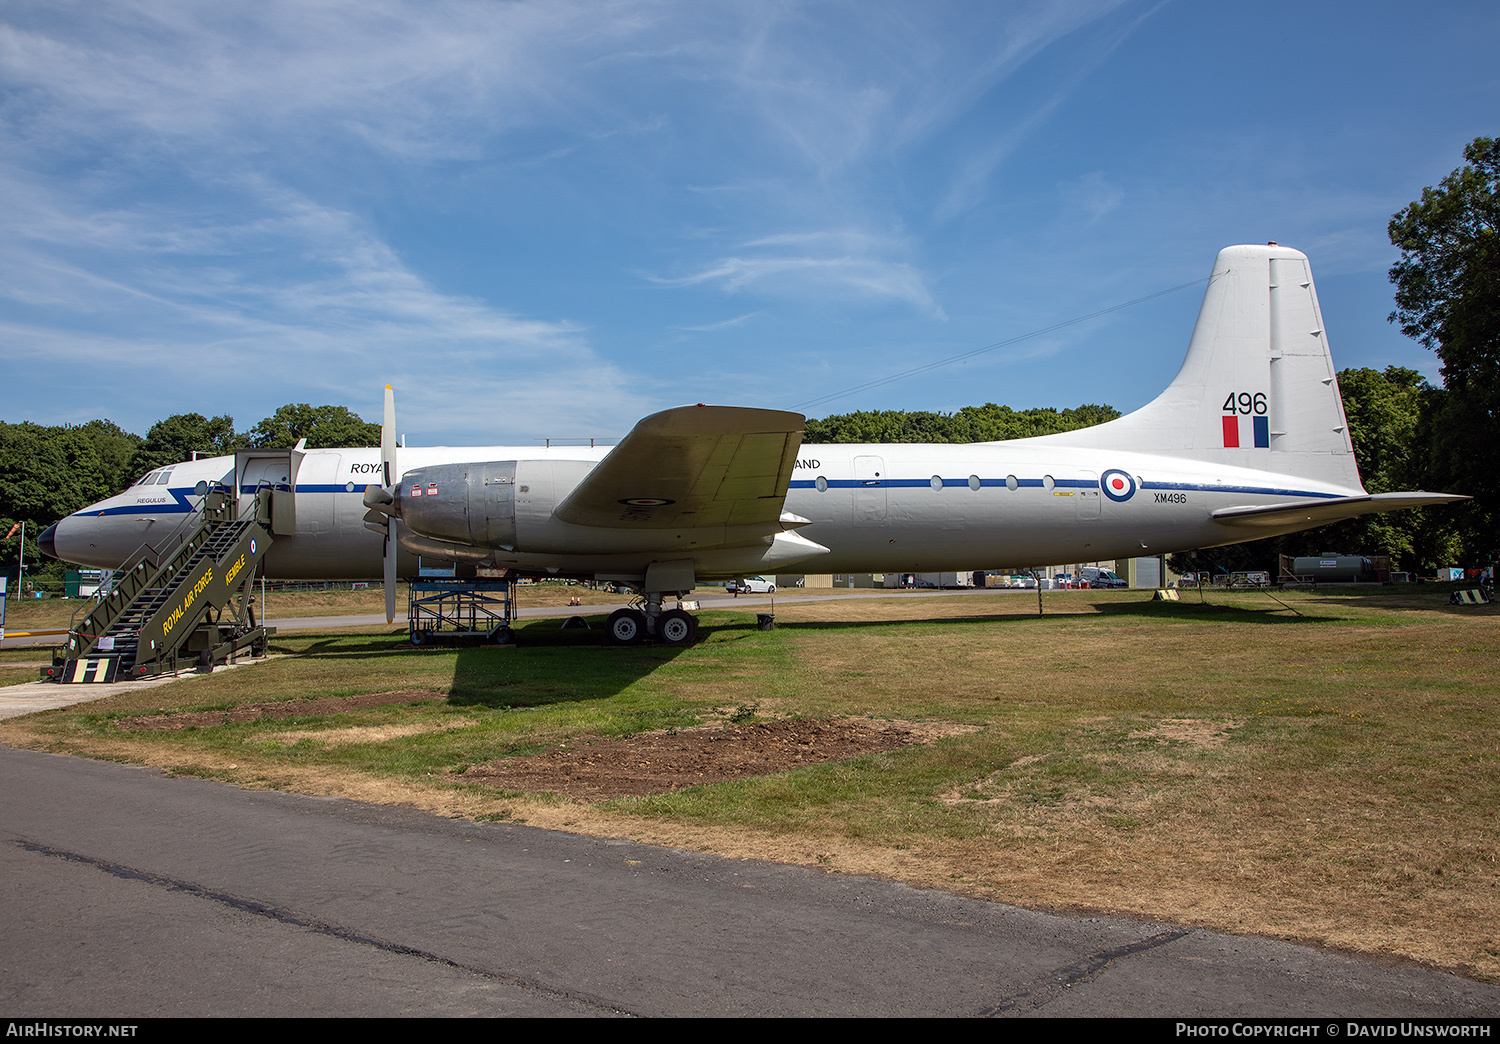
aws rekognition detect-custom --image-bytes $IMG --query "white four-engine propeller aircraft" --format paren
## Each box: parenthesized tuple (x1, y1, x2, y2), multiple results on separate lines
(41, 245, 1464, 645)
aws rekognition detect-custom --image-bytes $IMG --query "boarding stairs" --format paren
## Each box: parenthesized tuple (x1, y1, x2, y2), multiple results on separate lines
(47, 489, 274, 683)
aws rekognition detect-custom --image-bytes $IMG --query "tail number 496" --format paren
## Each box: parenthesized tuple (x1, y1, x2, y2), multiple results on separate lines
(1223, 392, 1267, 415)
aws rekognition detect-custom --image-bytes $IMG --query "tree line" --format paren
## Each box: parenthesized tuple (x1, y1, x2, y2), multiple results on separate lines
(0, 405, 378, 582)
(803, 402, 1121, 443)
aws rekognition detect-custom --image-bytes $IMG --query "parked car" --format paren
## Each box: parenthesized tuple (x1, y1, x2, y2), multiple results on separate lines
(1079, 567, 1127, 589)
(725, 575, 776, 594)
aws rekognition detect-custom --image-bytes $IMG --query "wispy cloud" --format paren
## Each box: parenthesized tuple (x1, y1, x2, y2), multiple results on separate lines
(931, 0, 1162, 222)
(1060, 171, 1125, 223)
(0, 163, 641, 438)
(0, 0, 659, 160)
(669, 312, 762, 332)
(890, 0, 1137, 147)
(648, 229, 944, 316)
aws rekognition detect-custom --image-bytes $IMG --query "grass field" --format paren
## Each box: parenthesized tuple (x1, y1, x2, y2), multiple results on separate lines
(2, 584, 1495, 980)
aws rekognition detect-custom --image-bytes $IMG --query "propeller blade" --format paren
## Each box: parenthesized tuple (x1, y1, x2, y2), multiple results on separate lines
(382, 384, 396, 488)
(384, 531, 398, 624)
(382, 384, 398, 624)
(363, 484, 393, 511)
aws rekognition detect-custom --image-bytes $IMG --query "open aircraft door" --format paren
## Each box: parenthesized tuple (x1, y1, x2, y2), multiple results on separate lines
(236, 448, 303, 536)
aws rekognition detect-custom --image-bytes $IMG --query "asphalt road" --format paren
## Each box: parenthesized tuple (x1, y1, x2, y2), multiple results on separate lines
(3, 745, 1497, 1018)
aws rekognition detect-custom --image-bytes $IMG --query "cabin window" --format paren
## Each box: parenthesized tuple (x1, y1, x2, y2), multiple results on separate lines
(930, 475, 943, 491)
(968, 475, 981, 491)
(815, 476, 828, 493)
(1005, 474, 1018, 491)
(1042, 474, 1055, 490)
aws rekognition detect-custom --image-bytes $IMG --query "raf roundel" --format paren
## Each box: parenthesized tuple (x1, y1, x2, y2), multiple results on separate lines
(1100, 469, 1136, 502)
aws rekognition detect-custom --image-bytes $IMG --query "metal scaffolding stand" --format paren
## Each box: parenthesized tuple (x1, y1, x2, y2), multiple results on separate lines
(407, 578, 514, 645)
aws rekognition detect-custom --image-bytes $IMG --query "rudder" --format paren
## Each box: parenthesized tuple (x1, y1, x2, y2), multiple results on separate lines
(1039, 245, 1364, 492)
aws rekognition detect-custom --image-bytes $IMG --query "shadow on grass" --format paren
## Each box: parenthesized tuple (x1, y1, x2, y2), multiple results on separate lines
(267, 633, 411, 658)
(258, 613, 718, 711)
(761, 614, 1011, 635)
(1090, 597, 1343, 623)
(1290, 585, 1498, 617)
(447, 613, 691, 708)
(756, 595, 1343, 633)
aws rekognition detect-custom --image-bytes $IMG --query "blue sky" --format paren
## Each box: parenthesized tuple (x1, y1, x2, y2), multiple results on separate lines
(1, 1, 1495, 446)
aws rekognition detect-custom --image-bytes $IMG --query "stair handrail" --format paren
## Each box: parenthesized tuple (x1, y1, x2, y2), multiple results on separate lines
(65, 483, 235, 641)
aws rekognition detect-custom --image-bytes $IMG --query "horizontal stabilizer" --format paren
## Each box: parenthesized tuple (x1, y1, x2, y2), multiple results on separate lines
(552, 405, 805, 529)
(1211, 491, 1468, 529)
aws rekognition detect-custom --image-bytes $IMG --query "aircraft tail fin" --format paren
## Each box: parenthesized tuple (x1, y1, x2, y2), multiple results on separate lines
(1041, 244, 1363, 491)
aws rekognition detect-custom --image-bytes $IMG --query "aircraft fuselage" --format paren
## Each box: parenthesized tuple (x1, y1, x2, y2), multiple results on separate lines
(47, 439, 1356, 581)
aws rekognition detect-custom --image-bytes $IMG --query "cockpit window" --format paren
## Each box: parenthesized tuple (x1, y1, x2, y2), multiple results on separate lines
(155, 469, 174, 484)
(135, 470, 158, 487)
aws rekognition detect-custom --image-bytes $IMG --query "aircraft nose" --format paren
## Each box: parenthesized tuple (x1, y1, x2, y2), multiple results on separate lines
(38, 523, 59, 560)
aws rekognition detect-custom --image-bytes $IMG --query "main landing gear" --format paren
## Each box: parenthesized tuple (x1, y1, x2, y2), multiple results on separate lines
(606, 592, 699, 647)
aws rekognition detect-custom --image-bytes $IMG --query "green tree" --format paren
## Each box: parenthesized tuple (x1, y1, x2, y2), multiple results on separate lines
(804, 402, 1120, 444)
(1276, 367, 1459, 571)
(247, 404, 380, 449)
(125, 413, 240, 481)
(1174, 367, 1459, 577)
(0, 420, 139, 584)
(1388, 136, 1500, 560)
(76, 419, 145, 495)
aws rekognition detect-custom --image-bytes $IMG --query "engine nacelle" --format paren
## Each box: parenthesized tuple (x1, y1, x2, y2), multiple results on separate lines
(395, 461, 518, 549)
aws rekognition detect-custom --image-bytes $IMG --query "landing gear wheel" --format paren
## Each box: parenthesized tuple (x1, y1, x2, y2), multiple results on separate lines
(658, 608, 698, 647)
(606, 608, 647, 645)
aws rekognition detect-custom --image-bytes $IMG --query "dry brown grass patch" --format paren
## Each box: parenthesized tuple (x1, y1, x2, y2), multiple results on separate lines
(464, 717, 973, 799)
(1129, 718, 1243, 748)
(266, 720, 477, 748)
